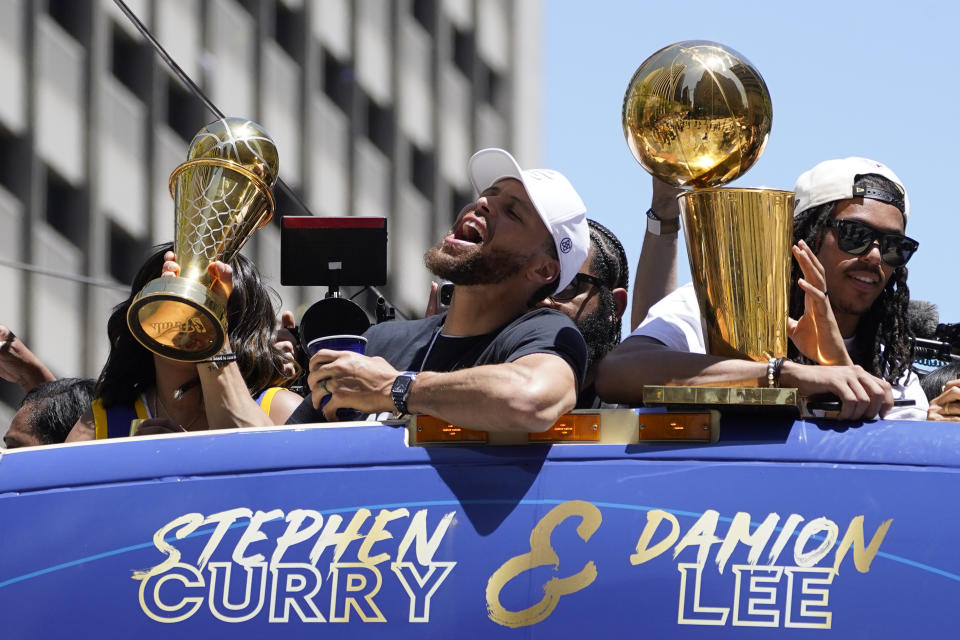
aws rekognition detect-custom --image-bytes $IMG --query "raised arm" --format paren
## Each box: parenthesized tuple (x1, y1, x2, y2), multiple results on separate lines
(163, 253, 283, 429)
(0, 325, 56, 393)
(631, 178, 681, 330)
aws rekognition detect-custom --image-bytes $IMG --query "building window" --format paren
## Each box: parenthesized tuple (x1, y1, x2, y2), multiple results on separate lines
(108, 221, 145, 284)
(45, 168, 86, 248)
(411, 145, 433, 199)
(412, 0, 436, 30)
(453, 27, 473, 77)
(165, 74, 207, 142)
(235, 0, 259, 18)
(275, 0, 304, 61)
(322, 50, 353, 114)
(0, 128, 29, 199)
(363, 94, 394, 155)
(478, 61, 505, 110)
(47, 0, 89, 42)
(111, 22, 151, 101)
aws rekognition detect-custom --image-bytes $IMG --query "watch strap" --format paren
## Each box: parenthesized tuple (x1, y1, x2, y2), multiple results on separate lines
(645, 207, 680, 236)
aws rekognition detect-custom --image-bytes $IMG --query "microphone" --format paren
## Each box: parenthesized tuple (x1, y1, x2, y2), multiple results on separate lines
(935, 322, 960, 350)
(907, 299, 960, 366)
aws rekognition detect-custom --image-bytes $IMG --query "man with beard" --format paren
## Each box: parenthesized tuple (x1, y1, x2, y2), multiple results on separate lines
(597, 157, 928, 421)
(286, 148, 589, 432)
(540, 220, 629, 408)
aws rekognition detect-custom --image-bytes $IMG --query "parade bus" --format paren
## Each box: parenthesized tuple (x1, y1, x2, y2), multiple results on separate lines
(1, 408, 957, 638)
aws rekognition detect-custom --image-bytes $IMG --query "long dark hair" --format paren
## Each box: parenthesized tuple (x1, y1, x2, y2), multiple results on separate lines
(788, 176, 913, 384)
(96, 244, 290, 406)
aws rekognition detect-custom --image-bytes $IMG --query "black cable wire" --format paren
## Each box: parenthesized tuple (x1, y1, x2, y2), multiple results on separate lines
(114, 0, 307, 216)
(112, 0, 407, 321)
(0, 257, 130, 292)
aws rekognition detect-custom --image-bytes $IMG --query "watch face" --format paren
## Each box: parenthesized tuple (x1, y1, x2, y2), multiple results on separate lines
(392, 373, 416, 413)
(392, 374, 412, 394)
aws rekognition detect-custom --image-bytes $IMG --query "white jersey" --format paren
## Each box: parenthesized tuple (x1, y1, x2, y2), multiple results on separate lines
(630, 283, 929, 420)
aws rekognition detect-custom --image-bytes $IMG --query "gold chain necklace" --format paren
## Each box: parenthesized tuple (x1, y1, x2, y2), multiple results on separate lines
(153, 388, 203, 431)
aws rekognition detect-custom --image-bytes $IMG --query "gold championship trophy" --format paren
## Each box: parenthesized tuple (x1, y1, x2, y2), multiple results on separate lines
(622, 41, 798, 410)
(127, 118, 279, 361)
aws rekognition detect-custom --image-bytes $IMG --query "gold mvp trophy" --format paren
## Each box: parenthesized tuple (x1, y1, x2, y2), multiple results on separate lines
(622, 41, 798, 410)
(127, 117, 279, 361)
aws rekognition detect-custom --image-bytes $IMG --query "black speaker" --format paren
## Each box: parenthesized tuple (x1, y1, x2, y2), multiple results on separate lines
(280, 216, 387, 287)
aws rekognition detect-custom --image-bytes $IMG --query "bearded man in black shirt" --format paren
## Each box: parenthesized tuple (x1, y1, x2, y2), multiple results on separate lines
(287, 148, 589, 432)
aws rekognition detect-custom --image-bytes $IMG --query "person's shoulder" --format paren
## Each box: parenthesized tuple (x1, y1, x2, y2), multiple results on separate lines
(647, 283, 697, 316)
(629, 282, 703, 352)
(495, 308, 585, 357)
(508, 307, 578, 330)
(364, 314, 444, 339)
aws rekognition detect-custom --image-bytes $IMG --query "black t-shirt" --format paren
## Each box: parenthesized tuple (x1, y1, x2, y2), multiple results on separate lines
(286, 308, 587, 424)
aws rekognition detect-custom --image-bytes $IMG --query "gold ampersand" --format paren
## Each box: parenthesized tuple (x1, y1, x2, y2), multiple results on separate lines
(485, 500, 601, 628)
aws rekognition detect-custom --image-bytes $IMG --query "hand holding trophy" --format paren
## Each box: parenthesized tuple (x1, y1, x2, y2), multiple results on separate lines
(127, 118, 279, 362)
(622, 41, 797, 408)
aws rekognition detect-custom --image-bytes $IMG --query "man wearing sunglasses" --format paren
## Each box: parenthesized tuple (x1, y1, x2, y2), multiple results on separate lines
(287, 148, 590, 432)
(540, 219, 630, 408)
(596, 157, 928, 421)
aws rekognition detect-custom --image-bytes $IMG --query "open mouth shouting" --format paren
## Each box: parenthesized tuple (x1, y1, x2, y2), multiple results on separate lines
(445, 213, 487, 247)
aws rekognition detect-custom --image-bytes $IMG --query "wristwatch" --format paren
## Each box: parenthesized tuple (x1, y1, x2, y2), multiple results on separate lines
(645, 208, 681, 236)
(391, 371, 418, 415)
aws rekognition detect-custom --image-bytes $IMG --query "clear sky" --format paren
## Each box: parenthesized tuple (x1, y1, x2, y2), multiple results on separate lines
(543, 0, 955, 336)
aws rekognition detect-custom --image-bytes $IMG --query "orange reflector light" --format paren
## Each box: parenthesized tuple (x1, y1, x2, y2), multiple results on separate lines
(637, 412, 713, 441)
(528, 413, 601, 442)
(414, 415, 488, 444)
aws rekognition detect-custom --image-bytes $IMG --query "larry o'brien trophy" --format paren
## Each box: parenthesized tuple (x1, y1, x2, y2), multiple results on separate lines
(622, 41, 798, 410)
(127, 118, 279, 361)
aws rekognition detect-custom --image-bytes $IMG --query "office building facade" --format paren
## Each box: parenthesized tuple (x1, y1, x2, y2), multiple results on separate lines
(0, 0, 541, 424)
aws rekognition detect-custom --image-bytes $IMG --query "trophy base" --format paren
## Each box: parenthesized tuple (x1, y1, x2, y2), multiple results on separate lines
(126, 277, 227, 362)
(642, 385, 799, 415)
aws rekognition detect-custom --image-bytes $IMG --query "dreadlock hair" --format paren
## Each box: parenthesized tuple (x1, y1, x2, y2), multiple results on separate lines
(585, 219, 630, 356)
(96, 243, 292, 407)
(788, 174, 913, 384)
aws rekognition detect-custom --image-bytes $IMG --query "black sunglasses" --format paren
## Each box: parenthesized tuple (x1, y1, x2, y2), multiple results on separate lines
(551, 273, 607, 302)
(824, 219, 918, 267)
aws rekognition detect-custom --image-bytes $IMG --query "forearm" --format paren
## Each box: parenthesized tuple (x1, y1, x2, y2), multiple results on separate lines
(197, 360, 272, 429)
(631, 181, 681, 330)
(595, 341, 766, 403)
(16, 361, 56, 393)
(0, 341, 56, 392)
(631, 231, 679, 330)
(407, 364, 576, 433)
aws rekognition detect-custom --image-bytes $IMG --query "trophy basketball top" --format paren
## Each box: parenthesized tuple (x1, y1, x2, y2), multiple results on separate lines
(186, 117, 280, 185)
(622, 40, 772, 189)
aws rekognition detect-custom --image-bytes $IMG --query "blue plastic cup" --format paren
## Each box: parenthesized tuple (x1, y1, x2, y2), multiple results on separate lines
(307, 334, 367, 356)
(307, 334, 368, 421)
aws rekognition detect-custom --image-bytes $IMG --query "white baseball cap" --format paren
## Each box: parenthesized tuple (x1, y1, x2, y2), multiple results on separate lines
(468, 148, 589, 293)
(793, 157, 909, 222)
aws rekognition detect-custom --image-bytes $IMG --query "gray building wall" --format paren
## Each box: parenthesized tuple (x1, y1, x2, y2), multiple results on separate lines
(0, 0, 541, 427)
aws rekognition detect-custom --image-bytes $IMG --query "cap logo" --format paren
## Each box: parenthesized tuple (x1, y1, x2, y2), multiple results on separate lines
(559, 237, 573, 254)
